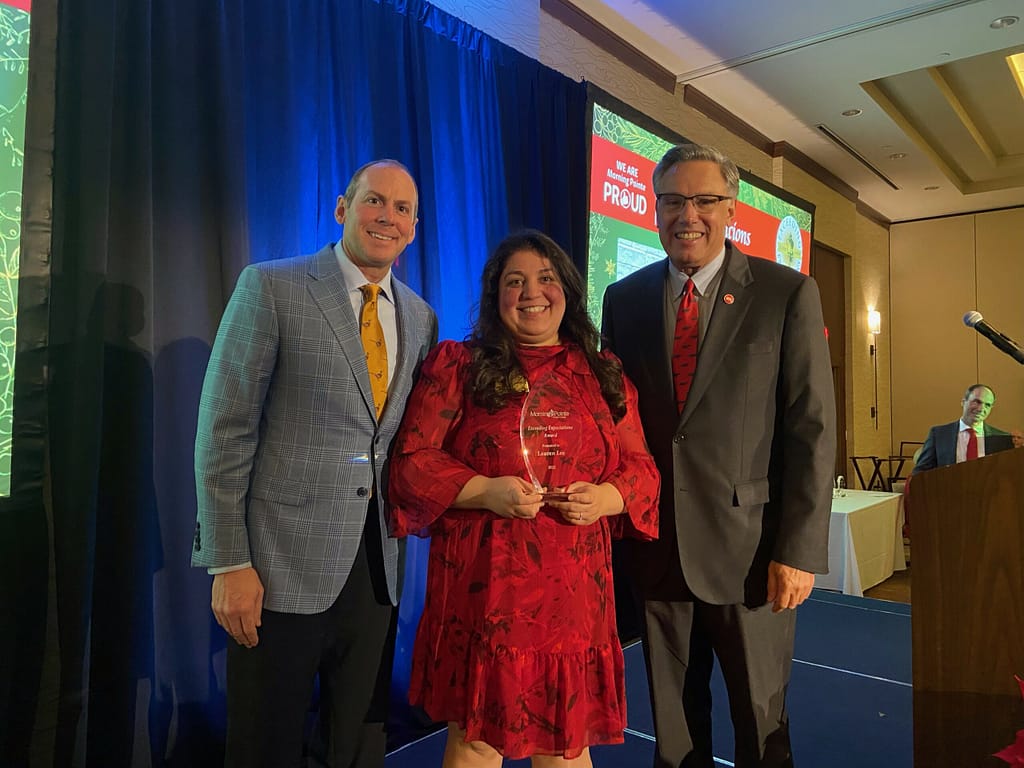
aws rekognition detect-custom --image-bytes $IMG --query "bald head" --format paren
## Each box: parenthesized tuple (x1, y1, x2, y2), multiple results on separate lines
(961, 384, 994, 426)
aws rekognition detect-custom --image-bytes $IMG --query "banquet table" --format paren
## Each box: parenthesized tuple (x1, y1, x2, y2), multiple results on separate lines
(817, 489, 906, 597)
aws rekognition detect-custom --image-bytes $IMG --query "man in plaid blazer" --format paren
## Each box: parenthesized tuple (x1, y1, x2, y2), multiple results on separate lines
(193, 160, 437, 768)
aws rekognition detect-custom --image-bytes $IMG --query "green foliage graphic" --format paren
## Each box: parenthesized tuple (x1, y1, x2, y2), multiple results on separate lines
(592, 104, 673, 163)
(587, 212, 611, 327)
(738, 181, 812, 232)
(0, 5, 29, 495)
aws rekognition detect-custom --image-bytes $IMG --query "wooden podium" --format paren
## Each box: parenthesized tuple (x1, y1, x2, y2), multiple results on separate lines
(911, 447, 1024, 767)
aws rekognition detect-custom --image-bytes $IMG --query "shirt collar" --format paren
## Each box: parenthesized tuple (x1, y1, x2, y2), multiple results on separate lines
(333, 241, 394, 301)
(959, 419, 983, 434)
(668, 245, 726, 298)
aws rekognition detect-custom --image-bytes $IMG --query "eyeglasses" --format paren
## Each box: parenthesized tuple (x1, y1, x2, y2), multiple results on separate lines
(655, 193, 733, 214)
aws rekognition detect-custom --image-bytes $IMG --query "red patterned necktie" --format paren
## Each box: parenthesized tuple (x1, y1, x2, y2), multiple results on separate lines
(965, 428, 978, 461)
(672, 279, 699, 414)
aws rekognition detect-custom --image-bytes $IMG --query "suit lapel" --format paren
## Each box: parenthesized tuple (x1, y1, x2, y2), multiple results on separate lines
(940, 422, 958, 465)
(384, 279, 423, 427)
(631, 262, 675, 405)
(306, 245, 378, 420)
(679, 245, 753, 426)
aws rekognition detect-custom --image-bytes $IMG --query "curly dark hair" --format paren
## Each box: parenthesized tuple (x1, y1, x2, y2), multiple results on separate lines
(467, 230, 626, 421)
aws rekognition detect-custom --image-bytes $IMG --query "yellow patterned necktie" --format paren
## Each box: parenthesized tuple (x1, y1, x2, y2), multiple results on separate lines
(359, 283, 388, 418)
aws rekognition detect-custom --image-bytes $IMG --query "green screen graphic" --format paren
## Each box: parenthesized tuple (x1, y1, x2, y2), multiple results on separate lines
(587, 104, 673, 326)
(737, 184, 812, 232)
(0, 2, 30, 496)
(592, 102, 673, 161)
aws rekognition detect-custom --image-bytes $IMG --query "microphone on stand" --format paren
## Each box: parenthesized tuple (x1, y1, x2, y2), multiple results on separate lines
(963, 311, 1024, 365)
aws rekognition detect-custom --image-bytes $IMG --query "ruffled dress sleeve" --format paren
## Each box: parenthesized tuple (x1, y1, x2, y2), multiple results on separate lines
(599, 353, 660, 542)
(388, 340, 479, 537)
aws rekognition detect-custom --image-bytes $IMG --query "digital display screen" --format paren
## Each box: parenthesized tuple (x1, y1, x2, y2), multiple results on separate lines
(586, 100, 814, 327)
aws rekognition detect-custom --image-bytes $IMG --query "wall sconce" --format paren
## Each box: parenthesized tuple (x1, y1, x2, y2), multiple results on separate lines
(868, 309, 881, 335)
(868, 309, 881, 428)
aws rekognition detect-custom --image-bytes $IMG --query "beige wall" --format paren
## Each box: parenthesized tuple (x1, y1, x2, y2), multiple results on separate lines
(853, 215, 892, 461)
(976, 209, 1024, 436)
(436, 2, 898, 478)
(774, 162, 895, 467)
(891, 208, 1024, 447)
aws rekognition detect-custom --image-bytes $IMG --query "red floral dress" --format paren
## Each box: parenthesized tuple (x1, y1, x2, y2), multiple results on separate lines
(389, 340, 659, 759)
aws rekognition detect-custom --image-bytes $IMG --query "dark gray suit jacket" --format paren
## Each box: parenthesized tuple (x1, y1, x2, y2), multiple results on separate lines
(602, 245, 836, 606)
(912, 420, 1015, 474)
(193, 245, 437, 612)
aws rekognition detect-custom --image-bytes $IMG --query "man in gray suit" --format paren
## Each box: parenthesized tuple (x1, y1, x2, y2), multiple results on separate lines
(193, 159, 437, 767)
(912, 384, 1015, 473)
(602, 144, 835, 767)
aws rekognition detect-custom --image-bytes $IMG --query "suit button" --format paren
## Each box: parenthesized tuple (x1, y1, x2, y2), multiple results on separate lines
(357, 487, 369, 497)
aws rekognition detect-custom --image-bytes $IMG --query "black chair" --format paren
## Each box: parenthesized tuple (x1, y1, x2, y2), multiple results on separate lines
(851, 455, 886, 490)
(886, 441, 924, 491)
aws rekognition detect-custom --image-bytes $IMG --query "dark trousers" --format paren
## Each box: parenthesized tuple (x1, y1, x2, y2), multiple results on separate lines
(640, 578, 796, 768)
(224, 509, 396, 768)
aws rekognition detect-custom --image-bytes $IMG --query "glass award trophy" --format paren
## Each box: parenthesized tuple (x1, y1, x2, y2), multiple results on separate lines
(519, 373, 580, 502)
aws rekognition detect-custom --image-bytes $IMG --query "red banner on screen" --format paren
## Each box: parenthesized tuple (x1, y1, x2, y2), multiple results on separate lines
(1, 0, 31, 11)
(589, 135, 658, 231)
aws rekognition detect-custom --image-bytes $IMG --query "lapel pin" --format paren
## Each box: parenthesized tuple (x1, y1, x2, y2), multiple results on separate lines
(723, 293, 735, 305)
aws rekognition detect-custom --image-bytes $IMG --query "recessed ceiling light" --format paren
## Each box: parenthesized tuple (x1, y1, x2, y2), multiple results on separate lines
(924, 185, 940, 191)
(990, 16, 1018, 29)
(841, 108, 862, 117)
(889, 152, 907, 160)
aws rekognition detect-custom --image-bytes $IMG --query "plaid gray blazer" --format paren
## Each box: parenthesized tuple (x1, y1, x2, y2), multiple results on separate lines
(192, 244, 437, 612)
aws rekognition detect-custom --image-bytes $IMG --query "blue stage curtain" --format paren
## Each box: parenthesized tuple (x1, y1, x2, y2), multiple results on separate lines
(36, 0, 586, 764)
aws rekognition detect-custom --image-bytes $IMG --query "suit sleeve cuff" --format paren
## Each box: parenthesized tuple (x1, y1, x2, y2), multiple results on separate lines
(208, 561, 252, 575)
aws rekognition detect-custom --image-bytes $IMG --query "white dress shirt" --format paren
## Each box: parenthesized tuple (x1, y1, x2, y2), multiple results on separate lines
(663, 246, 726, 359)
(335, 242, 398, 389)
(955, 419, 987, 463)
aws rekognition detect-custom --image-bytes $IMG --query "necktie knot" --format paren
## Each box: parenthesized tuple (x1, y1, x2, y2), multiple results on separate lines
(360, 282, 381, 306)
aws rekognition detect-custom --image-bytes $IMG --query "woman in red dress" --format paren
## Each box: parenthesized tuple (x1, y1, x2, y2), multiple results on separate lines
(389, 231, 659, 767)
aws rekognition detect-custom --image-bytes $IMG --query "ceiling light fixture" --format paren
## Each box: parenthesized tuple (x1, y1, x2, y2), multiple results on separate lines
(924, 185, 940, 190)
(841, 108, 862, 117)
(990, 16, 1018, 29)
(889, 152, 907, 160)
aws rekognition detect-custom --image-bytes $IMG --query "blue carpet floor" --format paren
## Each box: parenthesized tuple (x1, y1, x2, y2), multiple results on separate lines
(386, 589, 912, 767)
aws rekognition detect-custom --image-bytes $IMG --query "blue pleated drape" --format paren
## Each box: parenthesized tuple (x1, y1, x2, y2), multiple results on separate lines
(29, 0, 588, 764)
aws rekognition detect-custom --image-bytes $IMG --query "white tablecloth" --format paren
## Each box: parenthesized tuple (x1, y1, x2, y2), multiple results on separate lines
(817, 489, 906, 597)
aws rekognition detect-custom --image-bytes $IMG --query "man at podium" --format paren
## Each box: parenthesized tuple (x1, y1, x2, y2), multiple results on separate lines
(912, 383, 1015, 473)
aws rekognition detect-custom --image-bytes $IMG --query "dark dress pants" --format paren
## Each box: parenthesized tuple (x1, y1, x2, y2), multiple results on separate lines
(224, 508, 396, 768)
(640, 574, 797, 768)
